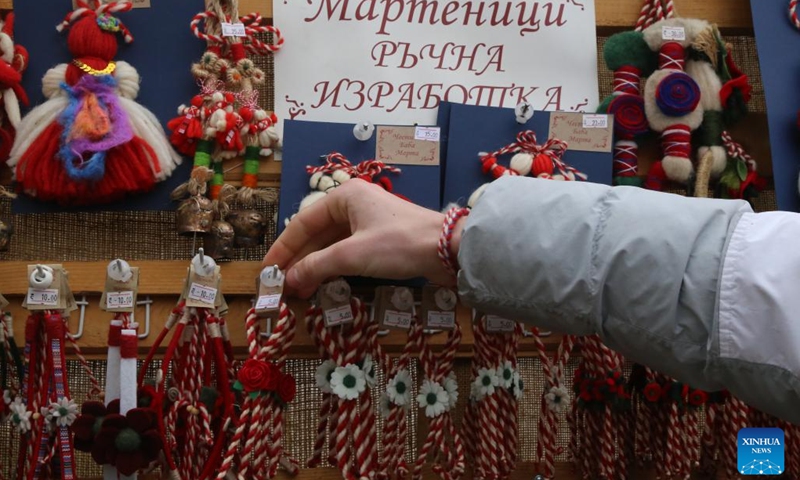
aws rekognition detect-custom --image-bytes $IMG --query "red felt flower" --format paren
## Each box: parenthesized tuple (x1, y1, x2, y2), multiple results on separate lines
(70, 400, 120, 453)
(277, 373, 297, 403)
(720, 75, 751, 108)
(643, 383, 662, 403)
(689, 389, 708, 407)
(91, 408, 163, 476)
(237, 359, 278, 393)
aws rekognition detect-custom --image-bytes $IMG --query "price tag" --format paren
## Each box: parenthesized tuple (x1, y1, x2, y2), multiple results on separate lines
(106, 291, 135, 310)
(325, 304, 354, 327)
(582, 114, 608, 129)
(383, 310, 412, 329)
(662, 26, 686, 41)
(188, 283, 218, 304)
(427, 311, 456, 329)
(485, 315, 516, 333)
(27, 288, 59, 306)
(414, 126, 441, 142)
(256, 294, 281, 311)
(221, 22, 247, 37)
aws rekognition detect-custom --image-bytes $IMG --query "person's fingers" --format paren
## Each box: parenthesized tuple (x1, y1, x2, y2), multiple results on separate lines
(262, 190, 350, 269)
(285, 235, 368, 298)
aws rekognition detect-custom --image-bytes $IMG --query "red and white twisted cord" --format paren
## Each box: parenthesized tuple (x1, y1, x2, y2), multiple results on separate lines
(791, 0, 800, 30)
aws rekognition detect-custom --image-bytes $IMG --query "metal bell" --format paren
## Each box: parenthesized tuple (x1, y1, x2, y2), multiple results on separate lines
(176, 195, 214, 235)
(204, 220, 235, 260)
(0, 218, 12, 252)
(227, 209, 267, 248)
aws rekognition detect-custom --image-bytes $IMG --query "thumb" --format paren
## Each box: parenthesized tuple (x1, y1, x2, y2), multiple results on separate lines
(286, 236, 366, 298)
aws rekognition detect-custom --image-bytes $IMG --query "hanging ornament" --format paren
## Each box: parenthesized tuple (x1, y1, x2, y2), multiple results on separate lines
(8, 1, 181, 205)
(205, 184, 237, 260)
(0, 12, 30, 163)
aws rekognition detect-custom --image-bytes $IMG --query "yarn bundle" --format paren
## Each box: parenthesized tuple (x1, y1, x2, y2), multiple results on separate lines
(8, 0, 182, 206)
(0, 311, 22, 478)
(0, 13, 29, 163)
(139, 302, 235, 480)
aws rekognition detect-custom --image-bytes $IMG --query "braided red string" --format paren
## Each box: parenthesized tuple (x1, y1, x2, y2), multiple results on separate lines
(438, 207, 469, 278)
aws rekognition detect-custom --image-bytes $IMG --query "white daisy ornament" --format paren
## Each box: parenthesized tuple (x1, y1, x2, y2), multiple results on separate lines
(8, 398, 31, 433)
(499, 361, 515, 389)
(386, 369, 413, 407)
(315, 359, 337, 394)
(49, 397, 78, 427)
(545, 385, 569, 413)
(472, 368, 500, 401)
(444, 372, 459, 410)
(330, 364, 367, 400)
(417, 380, 449, 418)
(511, 371, 525, 400)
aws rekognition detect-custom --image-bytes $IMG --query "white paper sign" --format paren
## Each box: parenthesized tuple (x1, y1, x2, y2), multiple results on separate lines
(383, 310, 413, 329)
(325, 304, 355, 327)
(106, 291, 135, 309)
(274, 0, 599, 136)
(256, 294, 282, 311)
(221, 22, 247, 37)
(661, 26, 685, 41)
(582, 114, 608, 129)
(485, 314, 516, 333)
(27, 288, 59, 306)
(427, 311, 456, 329)
(414, 126, 441, 142)
(188, 283, 218, 304)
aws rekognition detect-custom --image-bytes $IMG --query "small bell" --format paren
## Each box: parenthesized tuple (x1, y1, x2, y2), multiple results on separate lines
(204, 220, 235, 260)
(0, 218, 13, 252)
(227, 209, 267, 248)
(176, 195, 214, 235)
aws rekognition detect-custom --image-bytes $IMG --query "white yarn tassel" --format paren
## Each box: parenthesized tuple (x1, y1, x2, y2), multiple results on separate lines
(119, 329, 139, 480)
(119, 98, 183, 180)
(3, 88, 20, 129)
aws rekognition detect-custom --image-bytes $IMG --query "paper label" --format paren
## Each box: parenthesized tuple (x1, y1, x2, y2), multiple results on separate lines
(485, 315, 516, 333)
(414, 126, 441, 142)
(131, 0, 151, 7)
(549, 112, 613, 153)
(662, 26, 686, 41)
(188, 283, 218, 305)
(582, 114, 609, 129)
(376, 126, 439, 166)
(106, 291, 135, 310)
(27, 289, 59, 306)
(427, 311, 456, 329)
(184, 265, 221, 309)
(256, 294, 282, 311)
(324, 304, 354, 327)
(383, 310, 412, 329)
(222, 22, 247, 37)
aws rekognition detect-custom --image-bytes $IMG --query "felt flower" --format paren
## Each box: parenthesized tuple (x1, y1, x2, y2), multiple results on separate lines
(8, 398, 31, 433)
(362, 355, 377, 388)
(545, 386, 570, 413)
(315, 360, 337, 394)
(379, 392, 392, 419)
(71, 400, 121, 452)
(643, 383, 662, 403)
(472, 368, 500, 401)
(499, 361, 515, 389)
(331, 364, 366, 400)
(689, 389, 708, 407)
(386, 369, 413, 407)
(277, 373, 297, 403)
(444, 372, 459, 409)
(91, 408, 163, 476)
(417, 380, 449, 418)
(237, 359, 278, 393)
(46, 397, 79, 428)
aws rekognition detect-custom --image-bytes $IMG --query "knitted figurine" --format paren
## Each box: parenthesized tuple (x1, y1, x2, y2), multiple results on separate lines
(8, 1, 181, 206)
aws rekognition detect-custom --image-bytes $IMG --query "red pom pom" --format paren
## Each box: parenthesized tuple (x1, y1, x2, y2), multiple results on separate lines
(532, 153, 554, 176)
(480, 156, 497, 175)
(190, 95, 204, 108)
(376, 176, 393, 192)
(239, 107, 254, 122)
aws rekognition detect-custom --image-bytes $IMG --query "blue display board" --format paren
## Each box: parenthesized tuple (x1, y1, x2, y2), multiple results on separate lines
(12, 0, 205, 213)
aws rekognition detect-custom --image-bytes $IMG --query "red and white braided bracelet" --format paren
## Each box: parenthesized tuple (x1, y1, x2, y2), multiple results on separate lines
(438, 206, 470, 278)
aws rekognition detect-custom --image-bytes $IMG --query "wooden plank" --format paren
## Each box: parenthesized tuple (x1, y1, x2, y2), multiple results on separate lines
(237, 0, 752, 32)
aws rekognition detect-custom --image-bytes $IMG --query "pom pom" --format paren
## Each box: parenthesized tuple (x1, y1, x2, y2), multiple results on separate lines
(662, 155, 693, 183)
(608, 94, 649, 136)
(317, 175, 335, 192)
(655, 72, 701, 117)
(509, 152, 532, 176)
(331, 169, 351, 185)
(309, 171, 323, 190)
(597, 94, 614, 114)
(467, 183, 489, 208)
(603, 31, 657, 75)
(532, 153, 554, 177)
(299, 191, 326, 211)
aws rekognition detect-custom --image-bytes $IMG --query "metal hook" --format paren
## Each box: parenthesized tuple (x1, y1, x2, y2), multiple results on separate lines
(71, 295, 89, 340)
(131, 296, 152, 340)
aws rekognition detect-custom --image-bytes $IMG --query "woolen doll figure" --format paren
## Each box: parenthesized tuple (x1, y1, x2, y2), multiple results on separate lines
(8, 0, 181, 205)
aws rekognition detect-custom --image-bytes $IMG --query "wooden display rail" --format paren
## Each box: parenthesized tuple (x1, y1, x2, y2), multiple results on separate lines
(0, 260, 566, 359)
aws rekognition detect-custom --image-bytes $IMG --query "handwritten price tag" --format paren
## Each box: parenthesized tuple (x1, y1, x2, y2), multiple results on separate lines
(427, 311, 456, 329)
(106, 291, 134, 309)
(27, 288, 59, 306)
(188, 283, 218, 305)
(414, 126, 441, 142)
(383, 310, 412, 329)
(256, 294, 281, 311)
(582, 114, 608, 129)
(485, 315, 516, 333)
(661, 26, 686, 41)
(325, 304, 354, 327)
(221, 22, 247, 37)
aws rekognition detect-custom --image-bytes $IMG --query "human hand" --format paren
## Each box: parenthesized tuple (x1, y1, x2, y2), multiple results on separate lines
(263, 179, 459, 298)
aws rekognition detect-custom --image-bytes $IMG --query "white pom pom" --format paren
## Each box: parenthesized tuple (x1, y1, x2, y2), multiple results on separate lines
(551, 174, 566, 181)
(254, 109, 268, 121)
(509, 153, 533, 176)
(259, 148, 273, 157)
(467, 183, 489, 209)
(212, 92, 224, 103)
(317, 175, 336, 192)
(331, 170, 351, 185)
(299, 191, 327, 211)
(662, 155, 694, 183)
(309, 172, 324, 190)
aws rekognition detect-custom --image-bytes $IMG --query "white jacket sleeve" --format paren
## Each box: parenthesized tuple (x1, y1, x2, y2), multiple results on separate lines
(457, 176, 800, 423)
